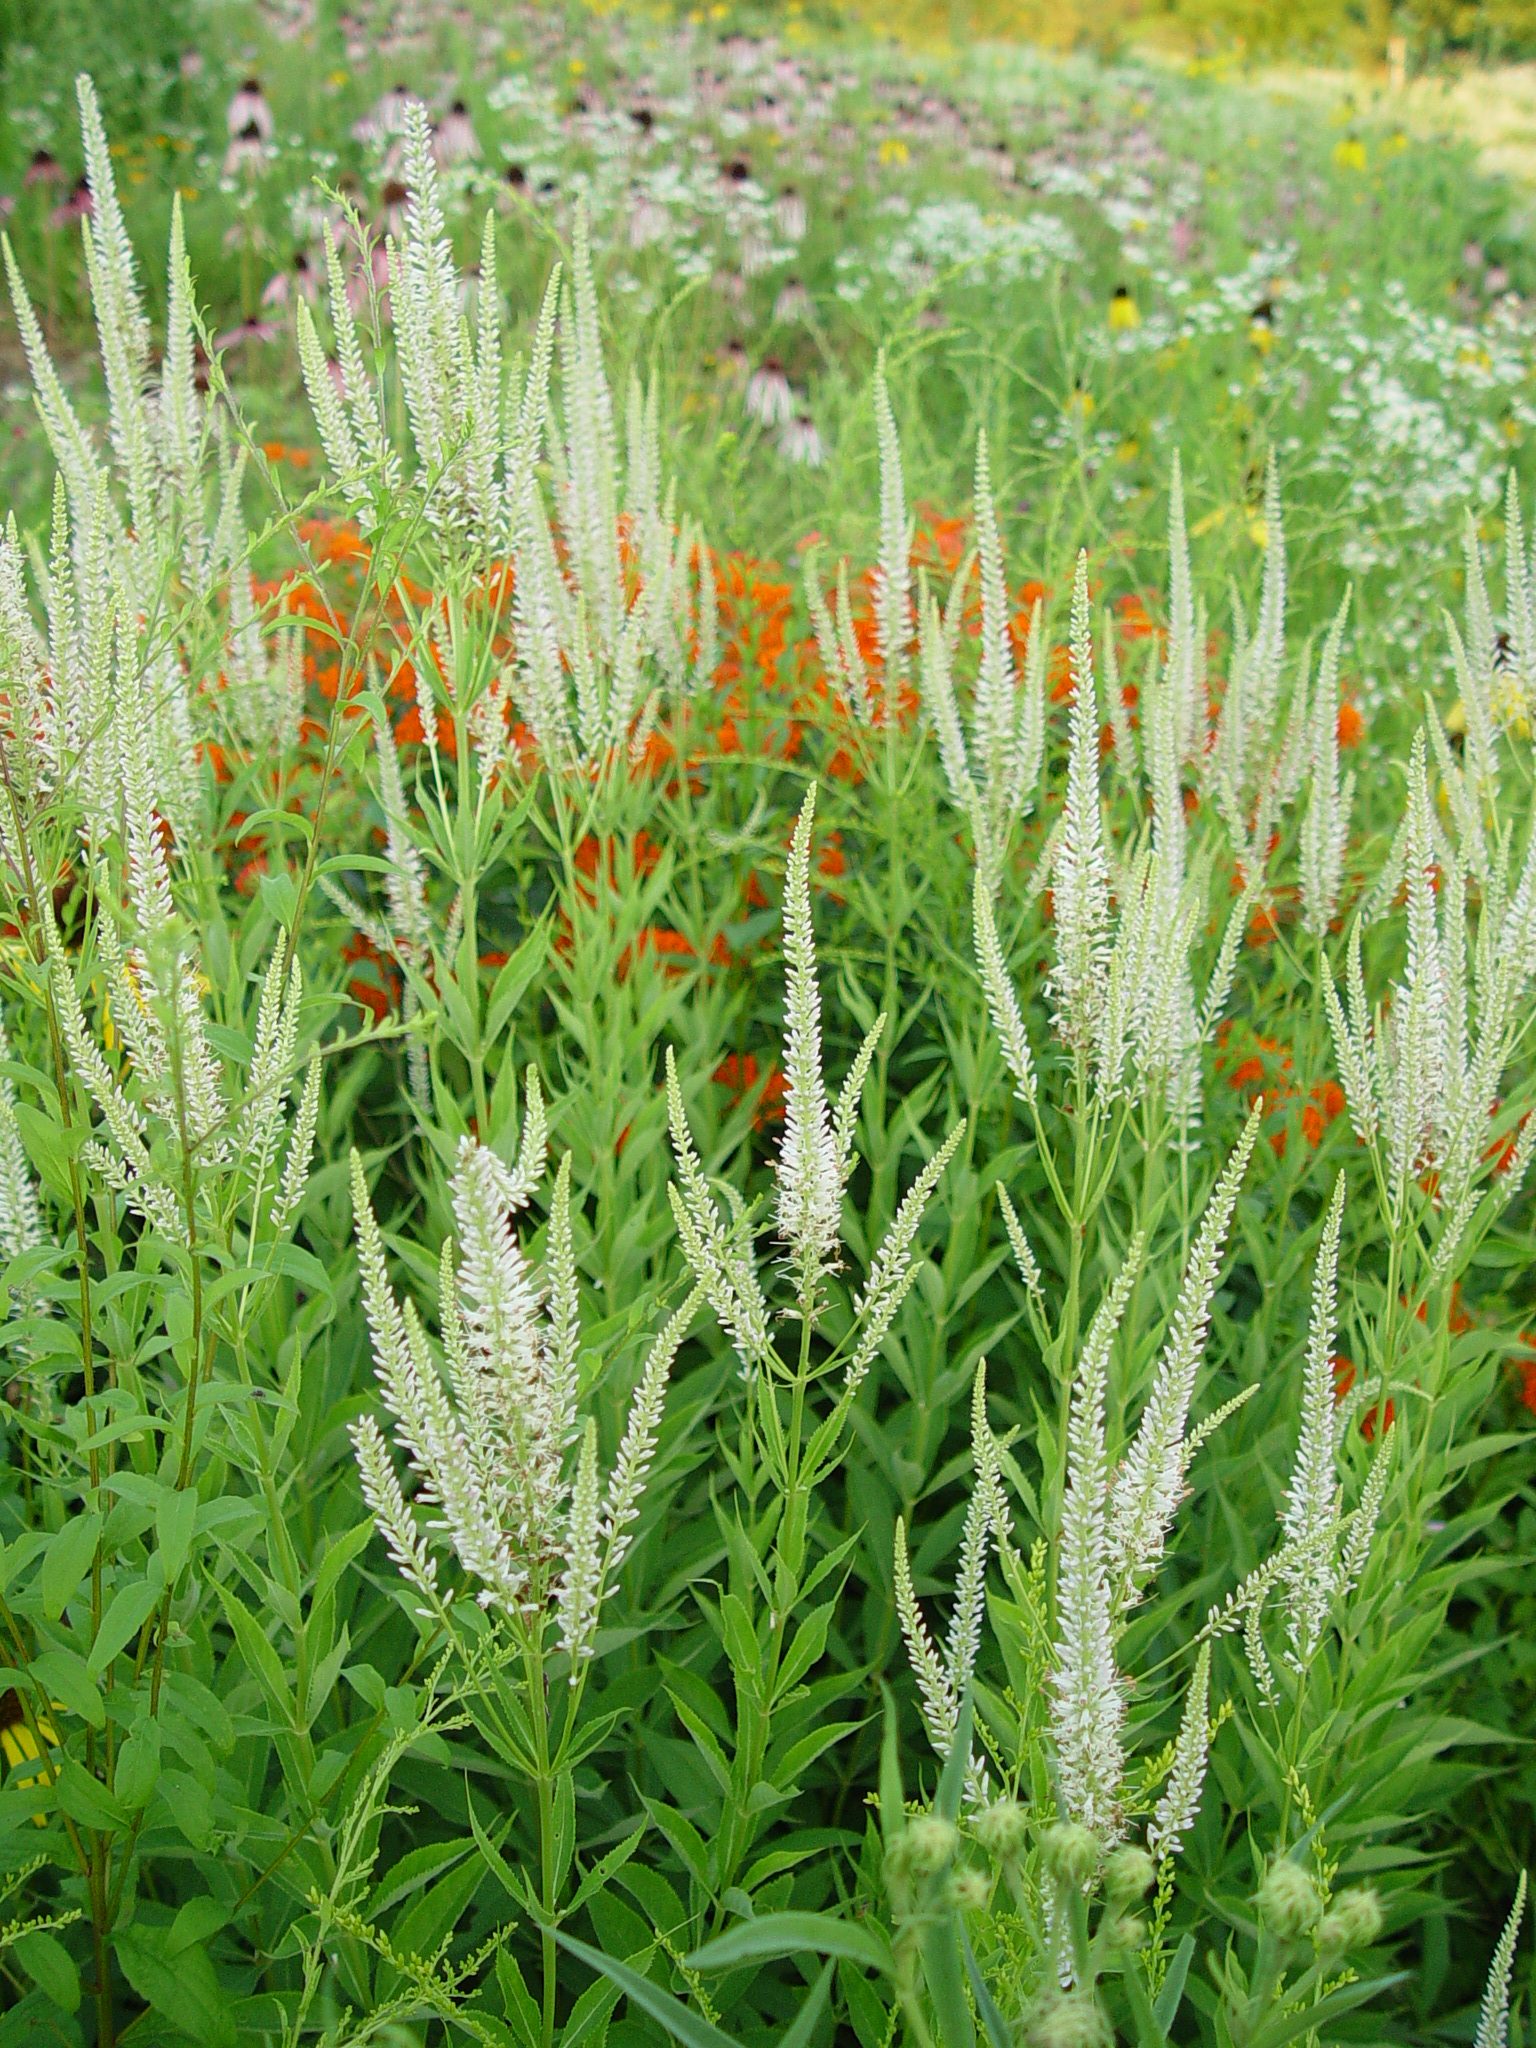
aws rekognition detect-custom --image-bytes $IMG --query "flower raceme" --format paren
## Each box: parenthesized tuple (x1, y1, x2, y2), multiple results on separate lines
(666, 781, 962, 1381)
(349, 1091, 695, 1666)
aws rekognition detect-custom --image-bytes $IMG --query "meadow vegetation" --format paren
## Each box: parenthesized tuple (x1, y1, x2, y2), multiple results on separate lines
(0, 4, 1532, 2044)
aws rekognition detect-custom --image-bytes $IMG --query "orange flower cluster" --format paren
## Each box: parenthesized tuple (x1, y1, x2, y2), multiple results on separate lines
(713, 1051, 788, 1127)
(1213, 1020, 1347, 1158)
(1330, 1355, 1394, 1439)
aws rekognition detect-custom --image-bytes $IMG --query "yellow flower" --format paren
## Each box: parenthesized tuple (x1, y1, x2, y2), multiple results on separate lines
(1108, 286, 1140, 331)
(2, 1695, 61, 1824)
(1065, 388, 1095, 421)
(327, 67, 349, 87)
(878, 137, 910, 166)
(1333, 138, 1367, 172)
(1247, 515, 1268, 548)
(1249, 321, 1274, 354)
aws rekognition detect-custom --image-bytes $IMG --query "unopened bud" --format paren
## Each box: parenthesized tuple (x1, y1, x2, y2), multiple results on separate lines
(1103, 1911, 1146, 1951)
(1318, 1887, 1382, 1954)
(948, 1866, 990, 1912)
(1258, 1860, 1322, 1940)
(902, 1814, 960, 1879)
(1104, 1845, 1156, 1903)
(974, 1798, 1029, 1862)
(1028, 1991, 1112, 2048)
(1042, 1821, 1100, 1890)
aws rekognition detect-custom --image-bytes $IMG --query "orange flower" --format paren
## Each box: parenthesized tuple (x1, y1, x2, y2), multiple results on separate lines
(1331, 1354, 1395, 1438)
(714, 1051, 788, 1127)
(1513, 1336, 1536, 1415)
(1337, 699, 1364, 748)
(1302, 1079, 1346, 1147)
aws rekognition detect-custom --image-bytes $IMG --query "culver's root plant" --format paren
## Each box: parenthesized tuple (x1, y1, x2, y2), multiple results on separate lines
(0, 68, 1527, 2048)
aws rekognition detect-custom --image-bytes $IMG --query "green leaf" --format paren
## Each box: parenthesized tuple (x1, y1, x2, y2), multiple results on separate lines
(961, 1925, 1011, 2048)
(1248, 1972, 1406, 2048)
(87, 1577, 162, 1678)
(155, 1487, 199, 1581)
(935, 1692, 973, 1825)
(1153, 1934, 1195, 2032)
(11, 1930, 79, 2013)
(687, 1911, 894, 1978)
(551, 1927, 744, 2048)
(29, 1648, 103, 1730)
(53, 1758, 129, 1832)
(40, 1513, 100, 1622)
(780, 1960, 835, 2048)
(115, 1926, 235, 2048)
(112, 1721, 162, 1811)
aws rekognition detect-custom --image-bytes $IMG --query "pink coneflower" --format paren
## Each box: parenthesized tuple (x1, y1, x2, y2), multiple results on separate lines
(50, 178, 92, 230)
(223, 123, 268, 179)
(773, 277, 810, 324)
(354, 84, 412, 144)
(740, 231, 773, 278)
(774, 186, 807, 241)
(214, 316, 280, 351)
(226, 79, 273, 141)
(25, 149, 62, 189)
(434, 99, 478, 166)
(746, 356, 794, 427)
(262, 251, 318, 308)
(628, 190, 667, 249)
(179, 51, 205, 81)
(779, 412, 825, 468)
(378, 178, 409, 238)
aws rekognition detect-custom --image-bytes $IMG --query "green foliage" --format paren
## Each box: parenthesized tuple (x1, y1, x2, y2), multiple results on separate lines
(0, 14, 1530, 2048)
